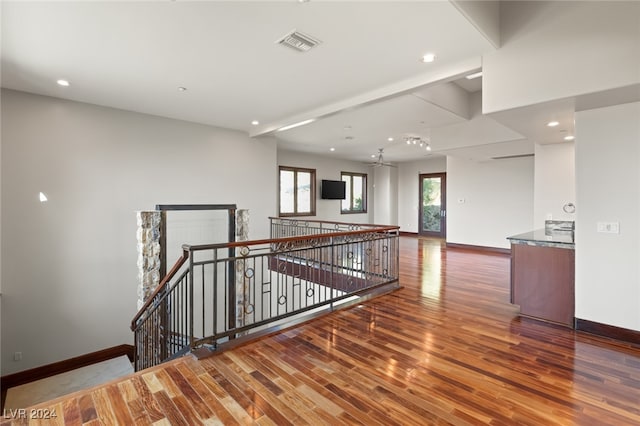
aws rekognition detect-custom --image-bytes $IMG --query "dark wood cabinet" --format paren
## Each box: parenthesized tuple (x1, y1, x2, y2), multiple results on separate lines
(510, 243, 575, 327)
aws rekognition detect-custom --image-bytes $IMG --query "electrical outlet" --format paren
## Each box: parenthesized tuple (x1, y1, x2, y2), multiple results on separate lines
(14, 351, 22, 361)
(597, 222, 620, 234)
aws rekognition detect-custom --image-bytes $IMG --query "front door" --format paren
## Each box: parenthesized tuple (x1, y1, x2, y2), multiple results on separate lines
(419, 173, 446, 238)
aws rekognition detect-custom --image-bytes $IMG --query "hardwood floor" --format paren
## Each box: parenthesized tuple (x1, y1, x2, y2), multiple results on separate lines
(3, 237, 639, 425)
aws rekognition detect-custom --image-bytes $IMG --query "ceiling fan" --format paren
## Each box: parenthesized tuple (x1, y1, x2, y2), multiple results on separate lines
(369, 148, 395, 168)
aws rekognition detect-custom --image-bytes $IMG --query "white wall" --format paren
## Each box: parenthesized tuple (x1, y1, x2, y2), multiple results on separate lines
(533, 142, 575, 229)
(397, 157, 447, 232)
(0, 80, 3, 373)
(277, 150, 372, 224)
(1, 89, 278, 375)
(483, 1, 640, 114)
(446, 155, 533, 249)
(372, 166, 398, 226)
(575, 102, 640, 331)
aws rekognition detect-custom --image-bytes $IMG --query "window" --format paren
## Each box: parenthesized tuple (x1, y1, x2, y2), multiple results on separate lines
(279, 166, 316, 216)
(341, 172, 367, 214)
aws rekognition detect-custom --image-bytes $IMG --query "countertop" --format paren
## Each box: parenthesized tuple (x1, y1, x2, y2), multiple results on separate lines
(507, 229, 575, 249)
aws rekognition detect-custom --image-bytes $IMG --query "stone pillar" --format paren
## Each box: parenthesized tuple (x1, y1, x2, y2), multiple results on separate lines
(235, 209, 249, 328)
(136, 211, 162, 310)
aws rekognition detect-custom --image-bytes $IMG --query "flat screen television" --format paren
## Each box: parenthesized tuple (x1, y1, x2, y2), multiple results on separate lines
(321, 179, 346, 200)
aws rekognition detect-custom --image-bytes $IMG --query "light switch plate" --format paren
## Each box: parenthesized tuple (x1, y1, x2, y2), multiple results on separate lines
(597, 221, 620, 234)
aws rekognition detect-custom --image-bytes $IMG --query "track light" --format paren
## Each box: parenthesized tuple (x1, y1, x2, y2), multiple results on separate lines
(404, 136, 432, 152)
(402, 136, 433, 153)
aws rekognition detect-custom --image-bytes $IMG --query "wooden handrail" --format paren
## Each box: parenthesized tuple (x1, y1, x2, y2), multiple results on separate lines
(185, 225, 400, 252)
(130, 249, 189, 330)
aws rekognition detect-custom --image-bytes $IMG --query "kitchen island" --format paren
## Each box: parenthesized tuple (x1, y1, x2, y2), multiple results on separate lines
(507, 228, 575, 328)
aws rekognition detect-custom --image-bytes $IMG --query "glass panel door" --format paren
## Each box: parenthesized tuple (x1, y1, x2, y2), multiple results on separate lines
(419, 173, 446, 237)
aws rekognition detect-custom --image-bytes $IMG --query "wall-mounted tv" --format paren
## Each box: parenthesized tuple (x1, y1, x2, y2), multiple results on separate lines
(321, 179, 346, 200)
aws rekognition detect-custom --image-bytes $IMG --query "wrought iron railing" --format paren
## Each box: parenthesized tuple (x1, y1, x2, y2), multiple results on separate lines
(131, 218, 400, 371)
(270, 216, 387, 238)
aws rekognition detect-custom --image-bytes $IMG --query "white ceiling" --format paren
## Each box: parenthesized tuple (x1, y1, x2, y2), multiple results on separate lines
(1, 1, 566, 163)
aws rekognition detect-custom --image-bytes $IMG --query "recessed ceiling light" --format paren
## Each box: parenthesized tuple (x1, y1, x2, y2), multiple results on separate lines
(371, 154, 377, 158)
(426, 145, 432, 151)
(564, 135, 575, 141)
(547, 121, 560, 127)
(465, 71, 483, 80)
(56, 79, 70, 87)
(421, 53, 436, 63)
(330, 147, 335, 152)
(39, 192, 48, 202)
(251, 120, 259, 126)
(388, 137, 394, 142)
(178, 86, 187, 92)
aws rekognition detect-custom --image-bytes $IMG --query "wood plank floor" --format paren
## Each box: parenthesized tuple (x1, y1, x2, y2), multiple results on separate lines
(3, 237, 639, 425)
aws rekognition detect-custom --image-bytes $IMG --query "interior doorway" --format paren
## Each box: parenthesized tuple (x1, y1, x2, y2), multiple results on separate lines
(419, 173, 446, 238)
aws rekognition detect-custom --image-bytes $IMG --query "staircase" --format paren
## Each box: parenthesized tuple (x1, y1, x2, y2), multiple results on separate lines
(130, 217, 401, 371)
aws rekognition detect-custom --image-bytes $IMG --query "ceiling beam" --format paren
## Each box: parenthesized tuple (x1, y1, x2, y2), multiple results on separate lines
(411, 82, 472, 121)
(250, 56, 482, 138)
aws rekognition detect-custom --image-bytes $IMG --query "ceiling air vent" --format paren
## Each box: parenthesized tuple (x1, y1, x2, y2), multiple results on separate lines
(277, 30, 321, 52)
